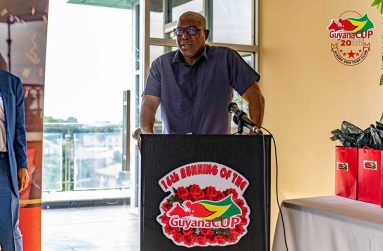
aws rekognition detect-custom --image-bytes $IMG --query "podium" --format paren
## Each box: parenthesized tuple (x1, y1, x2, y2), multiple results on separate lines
(140, 135, 271, 251)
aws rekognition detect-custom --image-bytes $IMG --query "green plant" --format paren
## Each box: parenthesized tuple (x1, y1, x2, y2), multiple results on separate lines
(372, 0, 383, 119)
(372, 0, 383, 84)
(372, 0, 383, 13)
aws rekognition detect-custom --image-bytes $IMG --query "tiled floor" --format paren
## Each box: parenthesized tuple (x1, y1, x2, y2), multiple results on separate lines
(42, 205, 139, 251)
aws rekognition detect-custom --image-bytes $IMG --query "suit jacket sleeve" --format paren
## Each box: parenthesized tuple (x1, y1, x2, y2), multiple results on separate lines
(13, 78, 27, 169)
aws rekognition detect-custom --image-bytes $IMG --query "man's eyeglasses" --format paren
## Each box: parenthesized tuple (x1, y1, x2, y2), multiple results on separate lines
(173, 26, 205, 36)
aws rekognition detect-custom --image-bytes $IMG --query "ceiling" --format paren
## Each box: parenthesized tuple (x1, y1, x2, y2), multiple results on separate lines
(0, 0, 195, 24)
(67, 0, 133, 9)
(67, 0, 192, 12)
(0, 0, 49, 23)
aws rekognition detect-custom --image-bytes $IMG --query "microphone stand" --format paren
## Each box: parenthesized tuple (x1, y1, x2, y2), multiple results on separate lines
(236, 120, 244, 135)
(232, 115, 243, 135)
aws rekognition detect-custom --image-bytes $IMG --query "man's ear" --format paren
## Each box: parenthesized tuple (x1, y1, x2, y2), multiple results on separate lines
(204, 30, 209, 40)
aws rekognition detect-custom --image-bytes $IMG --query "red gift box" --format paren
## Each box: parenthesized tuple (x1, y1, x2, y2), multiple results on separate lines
(335, 146, 358, 199)
(357, 148, 382, 205)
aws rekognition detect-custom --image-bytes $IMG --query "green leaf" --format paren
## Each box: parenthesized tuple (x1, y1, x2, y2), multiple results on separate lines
(371, 0, 381, 6)
(371, 0, 383, 13)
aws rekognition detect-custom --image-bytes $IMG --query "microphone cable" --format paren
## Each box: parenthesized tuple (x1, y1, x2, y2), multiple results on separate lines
(227, 101, 291, 250)
(260, 129, 269, 251)
(232, 124, 289, 251)
(260, 126, 289, 251)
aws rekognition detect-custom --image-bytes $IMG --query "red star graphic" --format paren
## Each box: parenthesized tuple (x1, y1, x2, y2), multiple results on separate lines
(347, 50, 356, 58)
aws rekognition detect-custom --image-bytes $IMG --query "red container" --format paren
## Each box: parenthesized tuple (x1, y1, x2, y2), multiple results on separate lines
(335, 146, 358, 199)
(381, 150, 383, 208)
(357, 148, 382, 205)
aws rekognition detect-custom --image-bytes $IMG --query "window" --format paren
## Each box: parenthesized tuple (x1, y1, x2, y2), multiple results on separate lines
(171, 0, 203, 22)
(212, 0, 253, 44)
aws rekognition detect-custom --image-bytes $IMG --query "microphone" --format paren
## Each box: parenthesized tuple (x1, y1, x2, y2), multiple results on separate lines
(228, 102, 258, 132)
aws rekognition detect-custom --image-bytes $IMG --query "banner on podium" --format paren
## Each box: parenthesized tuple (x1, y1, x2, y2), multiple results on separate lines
(157, 162, 251, 247)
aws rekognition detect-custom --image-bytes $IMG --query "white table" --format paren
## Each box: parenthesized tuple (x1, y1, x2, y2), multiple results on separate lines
(272, 196, 383, 251)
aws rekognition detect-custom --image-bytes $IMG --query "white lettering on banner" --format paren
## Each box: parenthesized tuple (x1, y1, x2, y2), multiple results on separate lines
(159, 162, 249, 192)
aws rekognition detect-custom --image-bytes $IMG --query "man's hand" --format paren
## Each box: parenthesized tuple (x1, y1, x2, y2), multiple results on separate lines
(249, 128, 263, 135)
(132, 128, 144, 152)
(18, 168, 29, 191)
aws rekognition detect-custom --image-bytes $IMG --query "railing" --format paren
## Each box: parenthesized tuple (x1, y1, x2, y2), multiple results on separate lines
(42, 123, 130, 192)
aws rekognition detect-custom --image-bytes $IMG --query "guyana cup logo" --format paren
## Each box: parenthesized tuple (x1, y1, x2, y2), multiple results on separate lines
(328, 12, 374, 66)
(157, 162, 250, 247)
(336, 162, 349, 171)
(363, 160, 378, 170)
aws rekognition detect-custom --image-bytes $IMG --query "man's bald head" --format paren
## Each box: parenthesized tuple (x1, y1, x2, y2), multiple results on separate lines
(175, 11, 209, 65)
(177, 11, 207, 30)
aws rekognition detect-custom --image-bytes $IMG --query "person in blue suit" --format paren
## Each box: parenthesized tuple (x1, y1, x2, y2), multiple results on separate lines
(0, 52, 29, 251)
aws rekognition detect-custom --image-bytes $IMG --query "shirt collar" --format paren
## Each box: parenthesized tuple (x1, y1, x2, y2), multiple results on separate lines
(172, 45, 209, 64)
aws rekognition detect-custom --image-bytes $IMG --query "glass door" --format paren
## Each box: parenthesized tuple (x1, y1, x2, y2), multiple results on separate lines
(42, 1, 138, 250)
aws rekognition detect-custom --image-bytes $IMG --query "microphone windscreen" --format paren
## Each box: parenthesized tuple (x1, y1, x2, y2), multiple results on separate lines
(228, 102, 239, 112)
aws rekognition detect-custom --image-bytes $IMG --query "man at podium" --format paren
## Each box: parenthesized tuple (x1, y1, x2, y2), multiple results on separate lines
(140, 11, 264, 134)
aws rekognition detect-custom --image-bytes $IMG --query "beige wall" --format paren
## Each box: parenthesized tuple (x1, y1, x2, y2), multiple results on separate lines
(260, 0, 383, 239)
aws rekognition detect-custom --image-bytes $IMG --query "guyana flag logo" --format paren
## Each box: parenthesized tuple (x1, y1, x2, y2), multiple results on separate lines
(364, 161, 378, 170)
(167, 195, 241, 221)
(328, 14, 374, 33)
(336, 162, 348, 171)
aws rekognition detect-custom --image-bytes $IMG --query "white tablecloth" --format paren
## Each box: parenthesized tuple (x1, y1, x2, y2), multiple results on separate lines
(272, 196, 383, 251)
